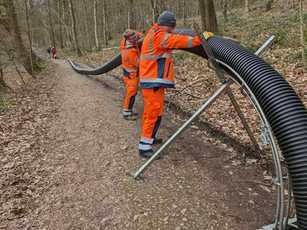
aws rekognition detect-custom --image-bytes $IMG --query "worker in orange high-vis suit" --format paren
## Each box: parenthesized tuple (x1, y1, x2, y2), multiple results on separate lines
(120, 30, 142, 120)
(138, 11, 202, 157)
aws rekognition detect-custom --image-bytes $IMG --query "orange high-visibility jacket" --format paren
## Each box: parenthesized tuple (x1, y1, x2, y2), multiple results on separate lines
(120, 38, 141, 77)
(139, 23, 202, 88)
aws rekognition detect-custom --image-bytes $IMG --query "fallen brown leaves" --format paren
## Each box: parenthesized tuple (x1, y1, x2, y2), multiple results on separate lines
(0, 64, 58, 228)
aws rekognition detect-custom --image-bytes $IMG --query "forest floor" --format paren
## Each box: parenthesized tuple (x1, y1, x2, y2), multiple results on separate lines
(0, 59, 279, 230)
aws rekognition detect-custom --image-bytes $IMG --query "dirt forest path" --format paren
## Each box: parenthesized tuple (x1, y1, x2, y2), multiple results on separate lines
(2, 59, 275, 230)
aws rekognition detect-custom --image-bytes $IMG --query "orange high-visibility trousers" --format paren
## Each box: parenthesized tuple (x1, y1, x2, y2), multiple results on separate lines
(141, 87, 165, 143)
(123, 72, 139, 113)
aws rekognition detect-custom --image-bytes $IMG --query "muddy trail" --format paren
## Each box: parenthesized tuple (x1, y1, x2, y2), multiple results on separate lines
(1, 59, 276, 230)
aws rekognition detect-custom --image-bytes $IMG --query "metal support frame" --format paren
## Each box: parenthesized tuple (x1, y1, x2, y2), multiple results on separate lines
(129, 35, 294, 229)
(200, 33, 262, 153)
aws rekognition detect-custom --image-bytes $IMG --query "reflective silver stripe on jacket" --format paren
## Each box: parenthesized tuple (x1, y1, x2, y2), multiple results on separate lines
(140, 78, 174, 85)
(187, 36, 193, 48)
(140, 53, 173, 60)
(148, 29, 156, 55)
(161, 33, 171, 48)
(124, 40, 136, 48)
(123, 67, 138, 73)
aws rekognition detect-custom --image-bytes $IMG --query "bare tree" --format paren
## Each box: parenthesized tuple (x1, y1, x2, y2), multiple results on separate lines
(198, 0, 218, 33)
(127, 0, 136, 29)
(63, 0, 73, 48)
(266, 0, 274, 11)
(150, 0, 159, 23)
(68, 0, 82, 56)
(222, 0, 228, 22)
(57, 0, 64, 48)
(82, 0, 91, 50)
(93, 0, 99, 49)
(24, 0, 33, 75)
(182, 0, 187, 26)
(47, 0, 56, 47)
(102, 0, 108, 47)
(5, 0, 33, 75)
(299, 0, 305, 65)
(245, 0, 249, 13)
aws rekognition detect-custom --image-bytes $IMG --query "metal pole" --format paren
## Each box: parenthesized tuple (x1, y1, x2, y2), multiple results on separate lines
(131, 81, 231, 179)
(226, 90, 261, 153)
(219, 35, 275, 154)
(255, 35, 275, 56)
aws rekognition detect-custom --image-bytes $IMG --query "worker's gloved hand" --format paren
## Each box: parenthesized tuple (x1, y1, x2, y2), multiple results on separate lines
(153, 87, 160, 92)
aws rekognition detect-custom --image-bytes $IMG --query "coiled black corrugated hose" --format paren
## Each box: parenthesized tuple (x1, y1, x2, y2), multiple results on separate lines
(207, 36, 307, 229)
(69, 33, 307, 229)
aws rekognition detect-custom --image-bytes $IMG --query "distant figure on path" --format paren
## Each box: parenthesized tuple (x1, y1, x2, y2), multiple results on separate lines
(51, 47, 57, 59)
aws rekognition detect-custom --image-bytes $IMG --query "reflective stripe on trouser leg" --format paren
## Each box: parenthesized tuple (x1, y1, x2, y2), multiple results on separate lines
(140, 137, 154, 144)
(123, 110, 132, 116)
(141, 87, 165, 142)
(138, 142, 153, 151)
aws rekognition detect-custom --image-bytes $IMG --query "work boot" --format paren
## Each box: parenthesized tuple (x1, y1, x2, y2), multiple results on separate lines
(123, 112, 138, 121)
(139, 149, 154, 158)
(153, 138, 163, 145)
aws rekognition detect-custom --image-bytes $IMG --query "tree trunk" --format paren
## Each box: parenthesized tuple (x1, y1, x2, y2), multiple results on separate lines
(93, 0, 99, 50)
(183, 0, 187, 26)
(198, 0, 218, 33)
(82, 0, 91, 50)
(265, 0, 274, 11)
(5, 0, 33, 75)
(102, 0, 108, 47)
(282, 0, 288, 12)
(245, 0, 249, 13)
(68, 0, 82, 56)
(63, 0, 73, 48)
(127, 0, 136, 29)
(47, 0, 56, 47)
(0, 68, 9, 89)
(150, 0, 159, 23)
(58, 0, 64, 48)
(24, 0, 33, 76)
(222, 0, 228, 22)
(299, 0, 305, 65)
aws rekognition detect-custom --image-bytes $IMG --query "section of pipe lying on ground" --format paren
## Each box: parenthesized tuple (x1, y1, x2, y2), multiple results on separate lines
(68, 54, 122, 75)
(68, 29, 307, 229)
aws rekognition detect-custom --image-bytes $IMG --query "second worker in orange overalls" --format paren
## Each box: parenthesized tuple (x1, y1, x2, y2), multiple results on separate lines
(138, 11, 202, 157)
(120, 30, 142, 120)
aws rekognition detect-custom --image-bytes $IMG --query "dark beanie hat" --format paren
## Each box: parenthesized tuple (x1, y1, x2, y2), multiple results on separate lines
(157, 11, 176, 28)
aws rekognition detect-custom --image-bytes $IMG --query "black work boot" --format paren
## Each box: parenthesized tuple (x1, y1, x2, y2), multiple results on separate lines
(139, 149, 154, 158)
